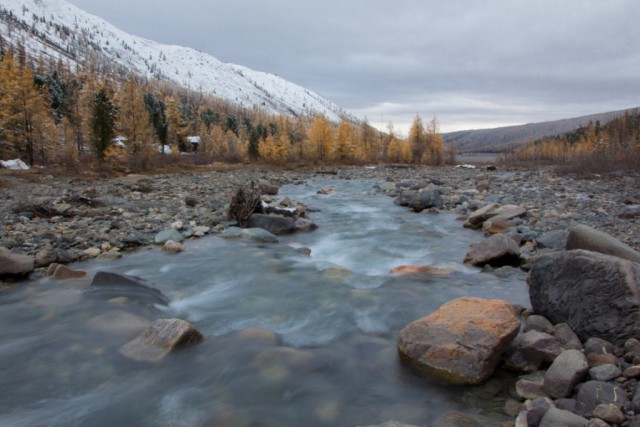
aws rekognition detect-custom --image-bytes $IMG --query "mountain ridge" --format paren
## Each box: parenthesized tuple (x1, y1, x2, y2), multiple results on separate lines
(0, 0, 352, 122)
(443, 108, 639, 153)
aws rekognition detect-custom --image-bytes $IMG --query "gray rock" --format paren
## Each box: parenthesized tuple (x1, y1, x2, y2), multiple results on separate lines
(247, 214, 295, 234)
(575, 380, 627, 416)
(584, 337, 615, 355)
(89, 271, 169, 306)
(525, 397, 554, 426)
(539, 407, 588, 427)
(409, 189, 443, 212)
(536, 229, 570, 250)
(567, 223, 640, 263)
(463, 233, 521, 267)
(463, 203, 500, 229)
(154, 229, 184, 244)
(516, 378, 549, 400)
(586, 418, 611, 427)
(221, 227, 243, 238)
(592, 403, 625, 424)
(0, 247, 34, 277)
(119, 318, 204, 362)
(503, 330, 563, 373)
(625, 338, 640, 361)
(294, 218, 318, 232)
(523, 314, 555, 334)
(543, 349, 589, 399)
(552, 323, 584, 351)
(242, 228, 279, 243)
(528, 249, 640, 345)
(632, 385, 640, 413)
(589, 364, 622, 382)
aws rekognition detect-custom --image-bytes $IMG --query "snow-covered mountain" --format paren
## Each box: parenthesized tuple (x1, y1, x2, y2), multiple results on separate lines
(0, 0, 351, 122)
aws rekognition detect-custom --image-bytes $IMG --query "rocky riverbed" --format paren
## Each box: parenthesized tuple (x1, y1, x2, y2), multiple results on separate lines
(1, 165, 638, 277)
(2, 164, 640, 426)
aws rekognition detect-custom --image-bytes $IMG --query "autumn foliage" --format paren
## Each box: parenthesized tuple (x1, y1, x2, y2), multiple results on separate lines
(0, 46, 448, 172)
(500, 111, 640, 173)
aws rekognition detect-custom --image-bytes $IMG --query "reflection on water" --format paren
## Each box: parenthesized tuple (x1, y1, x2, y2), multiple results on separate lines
(0, 178, 529, 427)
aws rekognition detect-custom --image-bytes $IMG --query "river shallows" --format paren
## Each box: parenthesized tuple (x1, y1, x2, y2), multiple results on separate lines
(0, 178, 529, 427)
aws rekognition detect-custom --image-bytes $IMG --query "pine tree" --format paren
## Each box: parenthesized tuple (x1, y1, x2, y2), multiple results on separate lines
(143, 92, 168, 153)
(90, 85, 117, 163)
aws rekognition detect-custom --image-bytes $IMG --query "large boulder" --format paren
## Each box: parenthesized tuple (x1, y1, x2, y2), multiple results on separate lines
(408, 189, 443, 212)
(247, 214, 295, 234)
(0, 247, 34, 277)
(566, 224, 640, 263)
(119, 318, 204, 362)
(88, 271, 170, 306)
(528, 250, 640, 345)
(463, 234, 521, 267)
(397, 297, 520, 385)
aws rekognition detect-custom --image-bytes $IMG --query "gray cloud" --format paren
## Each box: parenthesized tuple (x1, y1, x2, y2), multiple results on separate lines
(67, 0, 640, 133)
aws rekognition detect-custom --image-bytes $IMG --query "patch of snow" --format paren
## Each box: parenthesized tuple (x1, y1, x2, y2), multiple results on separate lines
(0, 159, 30, 170)
(455, 164, 477, 169)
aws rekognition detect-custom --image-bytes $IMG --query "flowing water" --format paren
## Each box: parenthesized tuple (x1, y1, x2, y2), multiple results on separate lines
(0, 177, 530, 427)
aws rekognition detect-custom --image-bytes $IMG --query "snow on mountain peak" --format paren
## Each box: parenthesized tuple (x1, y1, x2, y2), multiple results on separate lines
(0, 0, 351, 122)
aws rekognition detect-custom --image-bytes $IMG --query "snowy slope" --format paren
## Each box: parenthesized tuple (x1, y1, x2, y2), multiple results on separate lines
(0, 0, 351, 121)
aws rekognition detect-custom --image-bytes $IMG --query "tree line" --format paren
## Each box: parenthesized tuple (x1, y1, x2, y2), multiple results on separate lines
(499, 110, 640, 172)
(0, 44, 450, 172)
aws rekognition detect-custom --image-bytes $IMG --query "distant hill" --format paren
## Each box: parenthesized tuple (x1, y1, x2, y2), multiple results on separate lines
(443, 108, 639, 153)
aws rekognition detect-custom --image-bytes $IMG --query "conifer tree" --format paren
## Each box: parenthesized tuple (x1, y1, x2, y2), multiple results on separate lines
(408, 114, 426, 164)
(90, 85, 117, 163)
(143, 92, 168, 153)
(116, 76, 156, 164)
(335, 117, 355, 163)
(426, 116, 445, 165)
(0, 49, 56, 165)
(307, 115, 334, 163)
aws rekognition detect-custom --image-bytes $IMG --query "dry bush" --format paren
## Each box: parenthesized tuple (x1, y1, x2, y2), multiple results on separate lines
(227, 184, 261, 227)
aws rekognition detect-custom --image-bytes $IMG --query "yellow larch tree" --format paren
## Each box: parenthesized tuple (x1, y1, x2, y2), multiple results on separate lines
(408, 114, 426, 164)
(0, 49, 57, 165)
(334, 117, 356, 163)
(307, 115, 334, 163)
(115, 76, 156, 166)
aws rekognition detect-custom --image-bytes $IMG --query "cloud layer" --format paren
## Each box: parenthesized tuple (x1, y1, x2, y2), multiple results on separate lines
(67, 0, 640, 133)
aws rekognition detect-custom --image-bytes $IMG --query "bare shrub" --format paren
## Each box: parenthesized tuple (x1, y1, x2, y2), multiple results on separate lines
(227, 185, 261, 227)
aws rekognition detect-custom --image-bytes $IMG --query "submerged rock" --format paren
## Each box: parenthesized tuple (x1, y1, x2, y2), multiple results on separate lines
(161, 240, 184, 253)
(154, 229, 184, 245)
(397, 297, 519, 385)
(247, 214, 295, 234)
(89, 271, 170, 306)
(46, 263, 87, 279)
(119, 318, 204, 362)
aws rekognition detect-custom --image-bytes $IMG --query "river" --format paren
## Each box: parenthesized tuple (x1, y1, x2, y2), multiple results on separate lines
(0, 177, 530, 426)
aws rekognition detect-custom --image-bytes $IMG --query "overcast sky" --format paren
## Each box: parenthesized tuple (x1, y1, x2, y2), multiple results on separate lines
(65, 0, 640, 134)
